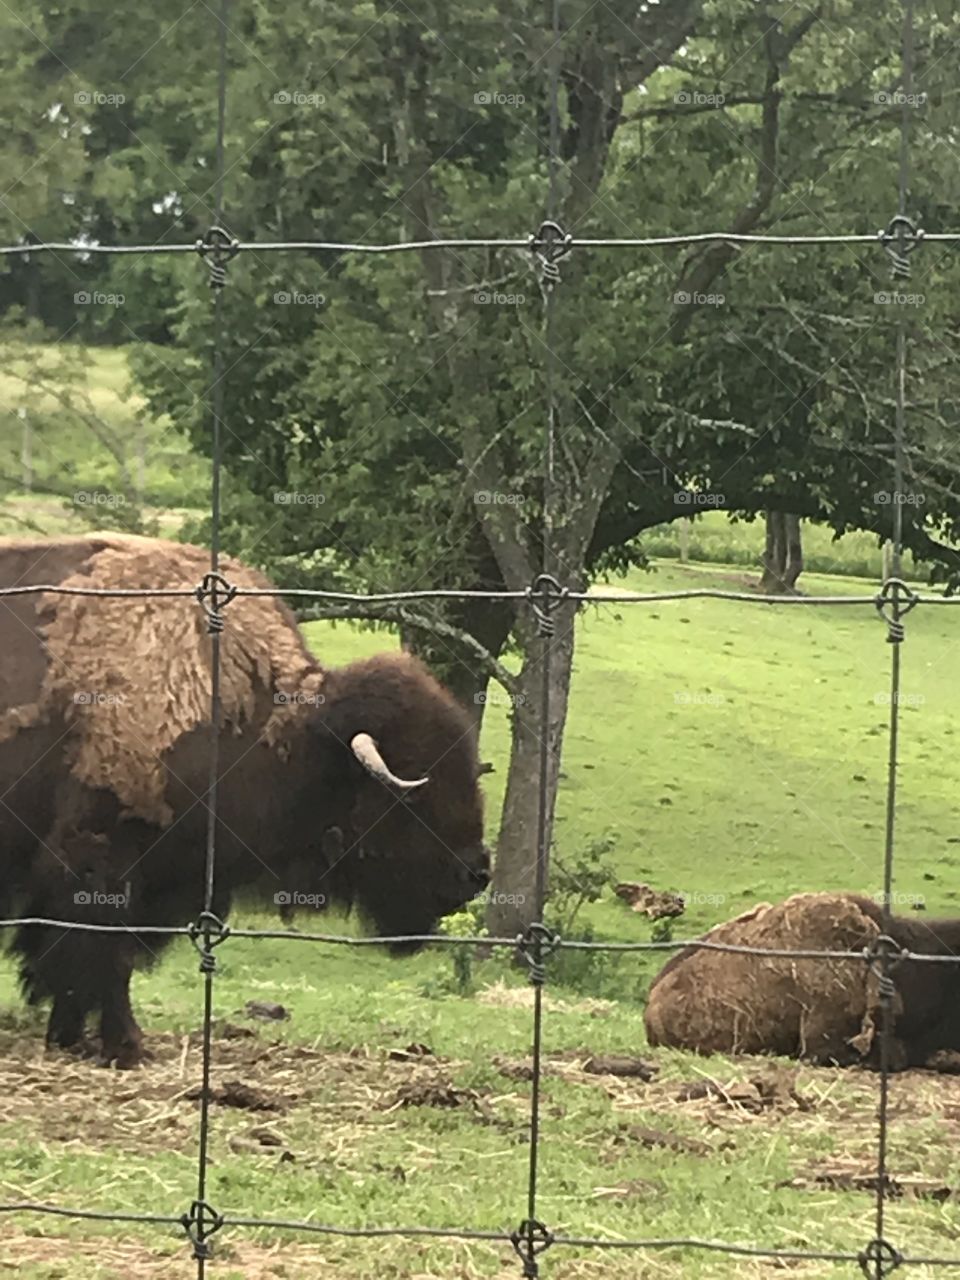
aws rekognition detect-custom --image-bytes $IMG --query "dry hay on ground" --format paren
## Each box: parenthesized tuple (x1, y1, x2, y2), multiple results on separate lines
(0, 1019, 507, 1166)
(477, 980, 615, 1017)
(4, 1010, 960, 1277)
(0, 1228, 842, 1280)
(644, 892, 883, 1063)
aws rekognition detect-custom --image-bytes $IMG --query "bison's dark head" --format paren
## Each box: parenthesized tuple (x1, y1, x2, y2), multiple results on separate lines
(306, 653, 490, 948)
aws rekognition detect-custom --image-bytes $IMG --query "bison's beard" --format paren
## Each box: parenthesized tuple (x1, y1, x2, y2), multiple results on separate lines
(354, 866, 485, 954)
(386, 937, 429, 957)
(359, 889, 441, 951)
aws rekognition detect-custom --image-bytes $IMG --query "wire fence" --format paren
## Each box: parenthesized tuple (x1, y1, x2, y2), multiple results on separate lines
(1, 0, 956, 1275)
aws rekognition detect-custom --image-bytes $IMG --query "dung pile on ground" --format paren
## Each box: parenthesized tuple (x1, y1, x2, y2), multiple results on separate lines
(614, 882, 685, 919)
(644, 892, 885, 1064)
(676, 1067, 813, 1114)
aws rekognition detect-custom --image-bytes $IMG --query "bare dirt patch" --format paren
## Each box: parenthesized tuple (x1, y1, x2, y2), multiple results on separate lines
(2, 1229, 493, 1279)
(0, 1024, 488, 1161)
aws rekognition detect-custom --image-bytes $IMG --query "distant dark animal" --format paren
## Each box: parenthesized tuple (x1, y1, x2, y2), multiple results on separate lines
(644, 892, 960, 1070)
(0, 534, 489, 1066)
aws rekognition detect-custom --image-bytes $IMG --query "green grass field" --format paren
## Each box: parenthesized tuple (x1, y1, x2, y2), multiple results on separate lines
(641, 517, 926, 582)
(0, 345, 206, 536)
(1, 560, 959, 1278)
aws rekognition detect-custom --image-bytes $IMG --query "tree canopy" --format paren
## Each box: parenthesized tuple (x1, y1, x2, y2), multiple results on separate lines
(4, 0, 960, 928)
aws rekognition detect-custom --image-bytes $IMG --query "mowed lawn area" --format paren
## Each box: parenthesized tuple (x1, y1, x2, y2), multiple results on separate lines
(0, 344, 206, 537)
(1, 561, 959, 1278)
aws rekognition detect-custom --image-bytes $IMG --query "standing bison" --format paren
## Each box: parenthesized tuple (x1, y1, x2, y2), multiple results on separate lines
(645, 892, 960, 1069)
(0, 534, 490, 1066)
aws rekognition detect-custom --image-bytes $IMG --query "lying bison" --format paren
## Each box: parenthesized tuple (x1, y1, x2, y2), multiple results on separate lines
(645, 892, 960, 1070)
(0, 534, 489, 1066)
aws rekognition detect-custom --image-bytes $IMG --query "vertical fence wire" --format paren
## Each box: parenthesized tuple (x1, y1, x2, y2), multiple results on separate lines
(871, 0, 916, 1274)
(193, 0, 231, 1272)
(520, 2, 565, 1273)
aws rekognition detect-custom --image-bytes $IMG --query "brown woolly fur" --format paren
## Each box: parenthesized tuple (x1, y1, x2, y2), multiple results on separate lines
(646, 893, 884, 1065)
(645, 891, 960, 1070)
(0, 534, 489, 1066)
(0, 534, 320, 825)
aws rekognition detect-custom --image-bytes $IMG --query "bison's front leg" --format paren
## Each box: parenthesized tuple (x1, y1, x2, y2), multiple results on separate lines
(98, 939, 145, 1068)
(46, 986, 95, 1055)
(16, 923, 96, 1055)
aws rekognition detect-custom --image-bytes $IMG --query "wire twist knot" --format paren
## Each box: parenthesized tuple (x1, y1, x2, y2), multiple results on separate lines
(864, 933, 906, 993)
(878, 215, 924, 280)
(180, 1199, 224, 1260)
(529, 221, 572, 290)
(858, 1236, 903, 1278)
(196, 572, 238, 634)
(511, 1219, 553, 1277)
(874, 577, 918, 645)
(526, 574, 567, 637)
(517, 922, 560, 987)
(189, 911, 230, 973)
(196, 226, 240, 288)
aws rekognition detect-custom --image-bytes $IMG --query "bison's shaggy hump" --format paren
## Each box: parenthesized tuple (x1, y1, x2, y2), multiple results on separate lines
(0, 534, 323, 825)
(645, 892, 887, 1065)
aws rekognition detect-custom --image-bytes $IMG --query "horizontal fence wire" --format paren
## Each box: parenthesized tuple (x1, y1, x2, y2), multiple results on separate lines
(1, 581, 956, 607)
(2, 230, 959, 256)
(1, 918, 959, 963)
(7, 1200, 960, 1269)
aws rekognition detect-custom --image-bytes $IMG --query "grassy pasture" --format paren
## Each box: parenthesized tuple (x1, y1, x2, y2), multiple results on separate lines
(1, 560, 959, 1278)
(0, 344, 206, 537)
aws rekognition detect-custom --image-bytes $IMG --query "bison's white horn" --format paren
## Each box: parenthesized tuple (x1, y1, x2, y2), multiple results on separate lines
(350, 733, 428, 791)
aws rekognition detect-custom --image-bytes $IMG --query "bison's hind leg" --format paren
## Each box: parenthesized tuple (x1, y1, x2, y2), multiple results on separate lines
(97, 937, 145, 1069)
(46, 988, 96, 1055)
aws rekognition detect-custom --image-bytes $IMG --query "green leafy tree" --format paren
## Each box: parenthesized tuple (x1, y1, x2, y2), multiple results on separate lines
(9, 0, 960, 935)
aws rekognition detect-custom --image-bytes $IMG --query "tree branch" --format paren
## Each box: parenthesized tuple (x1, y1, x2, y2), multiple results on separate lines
(666, 8, 823, 343)
(296, 601, 519, 693)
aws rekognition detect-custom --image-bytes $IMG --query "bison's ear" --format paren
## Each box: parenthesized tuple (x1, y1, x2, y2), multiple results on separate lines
(321, 826, 344, 858)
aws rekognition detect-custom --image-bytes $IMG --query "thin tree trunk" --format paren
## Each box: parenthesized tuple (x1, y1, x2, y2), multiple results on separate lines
(20, 413, 32, 491)
(782, 513, 803, 590)
(759, 509, 785, 592)
(760, 511, 803, 593)
(485, 601, 577, 937)
(679, 516, 691, 563)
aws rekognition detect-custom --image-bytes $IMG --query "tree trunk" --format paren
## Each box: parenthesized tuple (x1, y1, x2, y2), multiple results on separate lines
(679, 515, 691, 563)
(783, 513, 803, 590)
(485, 601, 577, 937)
(760, 511, 803, 593)
(20, 413, 32, 491)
